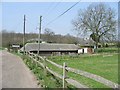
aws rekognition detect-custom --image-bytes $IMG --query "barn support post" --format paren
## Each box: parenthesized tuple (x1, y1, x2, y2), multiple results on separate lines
(63, 62, 67, 88)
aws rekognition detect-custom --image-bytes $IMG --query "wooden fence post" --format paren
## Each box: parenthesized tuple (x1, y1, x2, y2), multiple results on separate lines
(43, 57, 47, 88)
(31, 53, 33, 63)
(35, 54, 37, 67)
(63, 62, 67, 88)
(36, 54, 39, 61)
(43, 57, 47, 76)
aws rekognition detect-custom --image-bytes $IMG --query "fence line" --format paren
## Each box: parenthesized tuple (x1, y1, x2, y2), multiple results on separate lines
(41, 54, 119, 88)
(26, 52, 118, 88)
(66, 67, 118, 88)
(27, 52, 88, 88)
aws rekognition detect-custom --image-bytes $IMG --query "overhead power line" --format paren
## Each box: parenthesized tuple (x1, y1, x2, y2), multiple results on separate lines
(44, 1, 80, 27)
(42, 1, 62, 26)
(45, 1, 62, 17)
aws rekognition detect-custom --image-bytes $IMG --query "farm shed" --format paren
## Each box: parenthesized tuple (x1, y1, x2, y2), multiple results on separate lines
(77, 38, 94, 54)
(78, 48, 94, 54)
(78, 38, 95, 48)
(20, 43, 80, 56)
(10, 44, 20, 52)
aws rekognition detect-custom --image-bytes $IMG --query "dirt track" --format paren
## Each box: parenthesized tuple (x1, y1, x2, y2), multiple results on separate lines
(1, 50, 39, 88)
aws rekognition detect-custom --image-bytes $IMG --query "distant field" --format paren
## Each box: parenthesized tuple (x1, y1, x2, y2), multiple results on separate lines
(47, 53, 118, 88)
(98, 47, 118, 53)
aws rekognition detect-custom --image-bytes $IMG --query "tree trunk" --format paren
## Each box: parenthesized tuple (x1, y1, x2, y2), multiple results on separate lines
(95, 42, 98, 53)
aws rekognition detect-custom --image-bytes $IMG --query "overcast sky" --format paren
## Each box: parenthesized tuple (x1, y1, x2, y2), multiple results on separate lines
(1, 0, 118, 36)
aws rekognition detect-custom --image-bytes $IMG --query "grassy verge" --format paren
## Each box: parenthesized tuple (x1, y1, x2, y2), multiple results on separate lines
(0, 47, 4, 50)
(22, 54, 78, 88)
(10, 52, 63, 88)
(23, 55, 63, 88)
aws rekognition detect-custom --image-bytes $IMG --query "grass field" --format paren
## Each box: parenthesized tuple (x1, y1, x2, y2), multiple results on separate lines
(98, 47, 118, 53)
(47, 53, 118, 88)
(14, 47, 119, 88)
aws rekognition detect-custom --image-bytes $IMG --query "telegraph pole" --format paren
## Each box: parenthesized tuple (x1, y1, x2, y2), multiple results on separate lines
(23, 15, 26, 55)
(38, 16, 42, 55)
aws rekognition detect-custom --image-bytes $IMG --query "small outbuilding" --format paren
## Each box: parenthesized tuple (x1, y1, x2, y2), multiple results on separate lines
(77, 38, 95, 54)
(10, 44, 20, 52)
(78, 48, 94, 54)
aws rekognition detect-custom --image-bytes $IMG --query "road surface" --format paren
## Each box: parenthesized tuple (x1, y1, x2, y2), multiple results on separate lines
(1, 50, 39, 88)
(0, 51, 2, 89)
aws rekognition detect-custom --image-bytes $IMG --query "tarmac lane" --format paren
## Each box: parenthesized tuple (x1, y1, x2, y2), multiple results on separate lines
(1, 50, 39, 88)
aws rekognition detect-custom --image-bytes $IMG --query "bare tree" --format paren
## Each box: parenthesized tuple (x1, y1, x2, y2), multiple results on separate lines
(44, 28, 55, 35)
(43, 28, 55, 43)
(72, 3, 117, 51)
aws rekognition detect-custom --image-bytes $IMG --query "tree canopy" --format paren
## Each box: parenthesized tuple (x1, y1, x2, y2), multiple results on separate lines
(72, 3, 117, 50)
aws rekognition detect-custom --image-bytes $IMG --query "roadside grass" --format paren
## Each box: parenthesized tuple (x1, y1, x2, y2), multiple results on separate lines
(24, 55, 63, 88)
(10, 52, 63, 88)
(47, 53, 118, 88)
(11, 51, 23, 58)
(22, 54, 77, 88)
(0, 47, 4, 50)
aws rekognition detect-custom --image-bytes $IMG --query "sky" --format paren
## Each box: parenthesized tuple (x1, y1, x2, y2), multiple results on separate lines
(1, 1, 119, 36)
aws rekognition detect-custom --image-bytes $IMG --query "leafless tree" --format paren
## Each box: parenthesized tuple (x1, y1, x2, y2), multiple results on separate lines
(43, 28, 55, 43)
(72, 3, 117, 51)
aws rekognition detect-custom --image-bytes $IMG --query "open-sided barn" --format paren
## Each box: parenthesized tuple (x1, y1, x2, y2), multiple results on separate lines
(20, 43, 80, 56)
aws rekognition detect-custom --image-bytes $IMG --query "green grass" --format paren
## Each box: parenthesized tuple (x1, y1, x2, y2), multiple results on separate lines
(0, 47, 4, 50)
(22, 54, 78, 88)
(12, 49, 118, 88)
(47, 53, 118, 88)
(22, 54, 75, 88)
(47, 62, 110, 88)
(10, 52, 65, 88)
(98, 47, 118, 53)
(68, 72, 109, 88)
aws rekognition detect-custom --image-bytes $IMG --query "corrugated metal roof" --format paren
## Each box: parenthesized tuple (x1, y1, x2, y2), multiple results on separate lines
(20, 43, 79, 52)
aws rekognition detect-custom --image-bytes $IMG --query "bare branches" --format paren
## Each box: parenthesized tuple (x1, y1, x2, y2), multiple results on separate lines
(72, 3, 117, 47)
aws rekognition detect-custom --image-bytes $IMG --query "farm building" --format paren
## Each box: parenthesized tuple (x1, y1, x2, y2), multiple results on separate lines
(78, 38, 95, 48)
(78, 48, 94, 54)
(77, 38, 95, 54)
(20, 43, 80, 56)
(9, 44, 21, 52)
